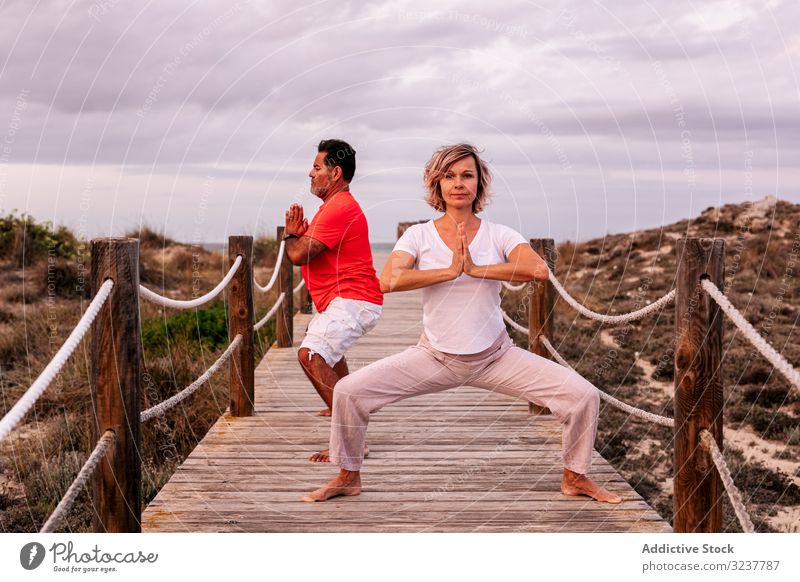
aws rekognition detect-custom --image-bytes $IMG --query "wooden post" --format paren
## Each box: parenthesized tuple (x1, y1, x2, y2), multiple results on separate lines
(90, 238, 141, 533)
(528, 239, 556, 415)
(299, 278, 313, 314)
(276, 226, 294, 347)
(228, 236, 254, 417)
(673, 238, 725, 533)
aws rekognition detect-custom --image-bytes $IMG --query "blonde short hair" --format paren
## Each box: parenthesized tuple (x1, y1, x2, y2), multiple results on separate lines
(423, 143, 492, 213)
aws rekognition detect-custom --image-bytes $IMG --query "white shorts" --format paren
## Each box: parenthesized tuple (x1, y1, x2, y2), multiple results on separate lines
(300, 297, 382, 366)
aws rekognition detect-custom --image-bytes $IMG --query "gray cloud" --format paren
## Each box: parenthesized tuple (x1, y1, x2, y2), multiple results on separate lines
(0, 0, 797, 243)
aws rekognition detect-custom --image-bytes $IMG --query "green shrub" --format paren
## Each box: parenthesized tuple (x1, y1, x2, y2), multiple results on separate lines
(0, 212, 78, 266)
(141, 302, 229, 356)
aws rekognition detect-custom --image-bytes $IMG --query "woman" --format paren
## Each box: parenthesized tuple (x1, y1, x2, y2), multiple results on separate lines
(303, 143, 621, 504)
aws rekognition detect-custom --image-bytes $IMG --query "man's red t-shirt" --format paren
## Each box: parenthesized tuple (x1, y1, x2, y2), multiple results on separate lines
(301, 190, 383, 312)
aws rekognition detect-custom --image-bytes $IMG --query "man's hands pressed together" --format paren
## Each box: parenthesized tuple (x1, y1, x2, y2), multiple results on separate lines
(282, 203, 328, 265)
(285, 203, 309, 238)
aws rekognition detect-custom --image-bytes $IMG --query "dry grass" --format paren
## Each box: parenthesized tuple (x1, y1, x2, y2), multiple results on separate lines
(0, 235, 290, 532)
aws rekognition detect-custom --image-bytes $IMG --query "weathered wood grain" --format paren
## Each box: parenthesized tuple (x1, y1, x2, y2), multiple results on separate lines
(91, 238, 142, 532)
(228, 236, 254, 417)
(673, 238, 725, 532)
(276, 226, 293, 346)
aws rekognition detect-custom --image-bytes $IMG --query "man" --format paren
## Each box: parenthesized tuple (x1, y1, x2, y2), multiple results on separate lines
(283, 139, 383, 462)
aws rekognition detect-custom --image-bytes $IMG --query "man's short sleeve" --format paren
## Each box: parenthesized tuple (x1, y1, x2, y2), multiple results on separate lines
(306, 200, 352, 249)
(393, 224, 421, 260)
(496, 224, 528, 260)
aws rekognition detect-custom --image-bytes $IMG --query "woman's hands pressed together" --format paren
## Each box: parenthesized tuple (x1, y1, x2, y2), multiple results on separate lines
(447, 223, 480, 279)
(448, 225, 465, 279)
(458, 223, 479, 278)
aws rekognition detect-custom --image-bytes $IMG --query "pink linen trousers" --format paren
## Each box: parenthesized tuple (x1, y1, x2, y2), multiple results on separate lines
(329, 330, 600, 474)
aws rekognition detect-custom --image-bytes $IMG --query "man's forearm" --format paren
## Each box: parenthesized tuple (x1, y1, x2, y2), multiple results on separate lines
(284, 236, 312, 265)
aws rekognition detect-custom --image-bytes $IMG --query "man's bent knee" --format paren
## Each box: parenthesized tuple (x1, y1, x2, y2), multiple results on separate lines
(298, 347, 327, 369)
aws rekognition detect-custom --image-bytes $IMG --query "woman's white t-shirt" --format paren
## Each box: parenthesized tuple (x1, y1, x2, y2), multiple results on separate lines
(393, 219, 528, 354)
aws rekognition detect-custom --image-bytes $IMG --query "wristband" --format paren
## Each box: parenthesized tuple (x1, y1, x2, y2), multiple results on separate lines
(282, 233, 299, 241)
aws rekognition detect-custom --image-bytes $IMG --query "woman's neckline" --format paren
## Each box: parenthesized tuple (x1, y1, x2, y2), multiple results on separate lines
(429, 218, 484, 252)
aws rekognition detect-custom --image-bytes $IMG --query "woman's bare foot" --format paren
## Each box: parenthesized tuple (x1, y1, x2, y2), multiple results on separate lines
(561, 469, 622, 504)
(303, 469, 361, 502)
(318, 408, 332, 417)
(308, 446, 369, 463)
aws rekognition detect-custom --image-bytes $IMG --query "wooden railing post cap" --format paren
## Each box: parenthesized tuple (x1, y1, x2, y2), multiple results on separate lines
(90, 237, 139, 246)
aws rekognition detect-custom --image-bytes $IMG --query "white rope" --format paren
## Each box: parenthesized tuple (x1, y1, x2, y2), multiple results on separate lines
(701, 279, 800, 393)
(140, 335, 242, 423)
(139, 255, 242, 310)
(699, 429, 755, 533)
(293, 279, 305, 293)
(539, 335, 674, 427)
(254, 293, 286, 332)
(502, 309, 529, 335)
(502, 281, 528, 291)
(253, 241, 285, 294)
(548, 267, 676, 325)
(40, 430, 116, 533)
(0, 280, 114, 443)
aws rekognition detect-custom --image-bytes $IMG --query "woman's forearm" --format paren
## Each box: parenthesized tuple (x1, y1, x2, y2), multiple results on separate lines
(381, 267, 457, 293)
(468, 261, 548, 282)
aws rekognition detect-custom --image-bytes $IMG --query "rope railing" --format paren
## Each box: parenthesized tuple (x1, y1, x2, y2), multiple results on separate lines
(538, 335, 675, 427)
(139, 255, 242, 310)
(5, 232, 303, 533)
(11, 232, 756, 534)
(254, 293, 286, 332)
(502, 280, 528, 291)
(0, 279, 114, 443)
(40, 430, 117, 533)
(502, 309, 529, 335)
(548, 266, 676, 325)
(699, 429, 755, 533)
(253, 240, 285, 293)
(701, 279, 800, 393)
(140, 335, 242, 423)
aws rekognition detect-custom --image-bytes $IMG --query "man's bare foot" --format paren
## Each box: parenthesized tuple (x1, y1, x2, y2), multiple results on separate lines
(308, 446, 369, 463)
(302, 469, 361, 502)
(561, 469, 622, 504)
(318, 408, 332, 416)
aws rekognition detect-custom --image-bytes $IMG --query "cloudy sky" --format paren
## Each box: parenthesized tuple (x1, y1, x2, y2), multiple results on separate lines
(0, 0, 798, 244)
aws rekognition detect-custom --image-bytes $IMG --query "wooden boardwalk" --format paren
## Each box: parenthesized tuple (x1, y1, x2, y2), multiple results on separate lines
(143, 263, 671, 532)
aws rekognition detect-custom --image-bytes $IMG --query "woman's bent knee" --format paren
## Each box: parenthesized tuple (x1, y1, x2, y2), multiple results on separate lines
(334, 374, 359, 397)
(553, 374, 599, 418)
(576, 379, 600, 413)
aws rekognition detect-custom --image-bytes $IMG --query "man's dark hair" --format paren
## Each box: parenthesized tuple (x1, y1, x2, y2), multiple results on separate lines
(318, 139, 356, 183)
